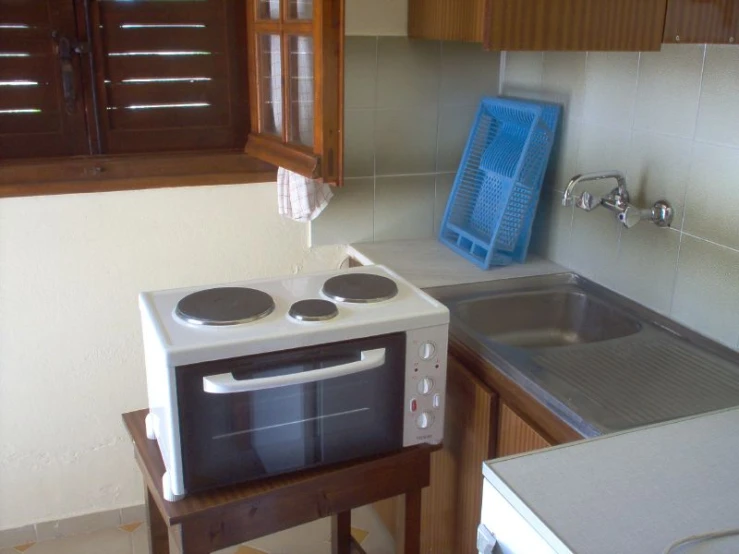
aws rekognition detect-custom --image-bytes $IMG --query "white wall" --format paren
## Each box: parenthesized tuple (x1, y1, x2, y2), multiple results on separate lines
(0, 183, 344, 530)
(345, 0, 407, 36)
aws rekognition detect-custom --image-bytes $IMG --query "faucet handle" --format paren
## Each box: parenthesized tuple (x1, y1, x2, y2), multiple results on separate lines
(618, 205, 646, 228)
(575, 191, 600, 211)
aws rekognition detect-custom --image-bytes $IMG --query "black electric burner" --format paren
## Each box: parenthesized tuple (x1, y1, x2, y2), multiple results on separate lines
(322, 273, 398, 304)
(288, 299, 338, 322)
(175, 287, 275, 326)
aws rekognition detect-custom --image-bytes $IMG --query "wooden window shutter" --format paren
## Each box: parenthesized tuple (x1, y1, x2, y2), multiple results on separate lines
(244, 0, 344, 185)
(87, 0, 248, 155)
(0, 1, 88, 159)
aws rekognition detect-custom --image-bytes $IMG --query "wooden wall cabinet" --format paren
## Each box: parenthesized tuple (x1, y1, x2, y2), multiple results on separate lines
(664, 0, 739, 44)
(410, 0, 669, 51)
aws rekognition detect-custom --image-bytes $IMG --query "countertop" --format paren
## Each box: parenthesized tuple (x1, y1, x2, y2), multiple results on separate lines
(347, 240, 566, 288)
(484, 407, 739, 554)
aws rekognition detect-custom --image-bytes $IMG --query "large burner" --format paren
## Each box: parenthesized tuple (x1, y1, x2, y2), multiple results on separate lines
(175, 287, 275, 326)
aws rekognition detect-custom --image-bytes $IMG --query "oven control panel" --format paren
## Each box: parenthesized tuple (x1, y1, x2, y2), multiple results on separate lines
(403, 324, 449, 447)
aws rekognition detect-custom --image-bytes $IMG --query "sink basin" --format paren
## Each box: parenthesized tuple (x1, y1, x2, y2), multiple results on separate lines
(427, 272, 739, 436)
(453, 289, 641, 348)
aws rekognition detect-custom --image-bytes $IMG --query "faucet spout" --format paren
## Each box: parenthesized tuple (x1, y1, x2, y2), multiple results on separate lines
(562, 170, 629, 207)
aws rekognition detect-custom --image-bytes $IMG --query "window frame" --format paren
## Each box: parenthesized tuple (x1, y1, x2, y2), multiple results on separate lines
(0, 0, 280, 198)
(244, 0, 344, 185)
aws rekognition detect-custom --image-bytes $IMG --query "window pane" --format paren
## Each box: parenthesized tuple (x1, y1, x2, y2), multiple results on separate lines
(287, 35, 313, 147)
(288, 0, 312, 20)
(257, 0, 280, 20)
(259, 34, 282, 137)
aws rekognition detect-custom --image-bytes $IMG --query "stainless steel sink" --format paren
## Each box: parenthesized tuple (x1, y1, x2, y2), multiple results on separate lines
(453, 289, 641, 349)
(427, 273, 739, 437)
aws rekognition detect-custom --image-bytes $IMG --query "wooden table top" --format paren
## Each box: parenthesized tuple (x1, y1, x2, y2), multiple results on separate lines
(123, 409, 437, 525)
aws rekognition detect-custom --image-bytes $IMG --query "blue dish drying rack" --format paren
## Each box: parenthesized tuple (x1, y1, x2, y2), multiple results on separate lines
(438, 97, 561, 269)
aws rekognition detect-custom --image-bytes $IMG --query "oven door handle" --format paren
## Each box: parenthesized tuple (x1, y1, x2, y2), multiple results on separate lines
(202, 348, 387, 394)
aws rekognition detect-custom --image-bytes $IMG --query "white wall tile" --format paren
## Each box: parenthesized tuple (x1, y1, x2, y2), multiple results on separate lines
(344, 37, 378, 109)
(529, 190, 573, 267)
(626, 131, 693, 230)
(613, 226, 681, 315)
(550, 115, 582, 193)
(581, 52, 639, 129)
(542, 52, 587, 120)
(695, 45, 739, 147)
(344, 109, 375, 178)
(502, 52, 544, 97)
(436, 105, 478, 173)
(374, 175, 435, 241)
(310, 178, 374, 246)
(671, 236, 739, 348)
(376, 37, 440, 109)
(440, 43, 500, 106)
(634, 44, 705, 138)
(576, 120, 632, 174)
(684, 142, 739, 251)
(567, 206, 622, 289)
(434, 173, 455, 235)
(374, 107, 439, 175)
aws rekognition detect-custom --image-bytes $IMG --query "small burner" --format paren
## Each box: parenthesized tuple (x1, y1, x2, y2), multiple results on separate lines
(322, 273, 398, 304)
(289, 299, 338, 322)
(175, 287, 275, 326)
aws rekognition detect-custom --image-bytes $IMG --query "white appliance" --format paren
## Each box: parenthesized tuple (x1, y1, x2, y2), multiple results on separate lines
(139, 264, 449, 501)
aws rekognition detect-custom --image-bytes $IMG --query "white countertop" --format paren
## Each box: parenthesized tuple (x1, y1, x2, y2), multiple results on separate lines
(484, 407, 739, 554)
(347, 240, 566, 288)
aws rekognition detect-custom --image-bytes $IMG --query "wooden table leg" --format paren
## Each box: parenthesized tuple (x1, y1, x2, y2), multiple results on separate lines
(331, 510, 352, 554)
(404, 489, 422, 554)
(146, 486, 171, 554)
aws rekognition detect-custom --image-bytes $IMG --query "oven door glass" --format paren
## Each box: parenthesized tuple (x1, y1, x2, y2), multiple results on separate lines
(176, 332, 406, 492)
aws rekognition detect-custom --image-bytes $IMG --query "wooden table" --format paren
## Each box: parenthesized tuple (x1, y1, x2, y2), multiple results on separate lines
(123, 409, 436, 554)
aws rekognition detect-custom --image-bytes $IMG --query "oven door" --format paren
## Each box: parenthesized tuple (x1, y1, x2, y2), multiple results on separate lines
(176, 332, 406, 493)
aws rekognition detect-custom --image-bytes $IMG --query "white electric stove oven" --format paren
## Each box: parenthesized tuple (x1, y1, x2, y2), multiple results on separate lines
(139, 265, 449, 501)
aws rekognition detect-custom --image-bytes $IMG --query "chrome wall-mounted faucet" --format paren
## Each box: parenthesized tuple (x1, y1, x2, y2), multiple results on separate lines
(562, 170, 673, 228)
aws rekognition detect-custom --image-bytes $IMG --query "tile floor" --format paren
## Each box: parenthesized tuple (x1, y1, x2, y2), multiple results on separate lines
(0, 507, 394, 554)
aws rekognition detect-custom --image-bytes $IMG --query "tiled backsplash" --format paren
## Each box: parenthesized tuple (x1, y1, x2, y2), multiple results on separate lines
(509, 45, 739, 349)
(310, 37, 500, 245)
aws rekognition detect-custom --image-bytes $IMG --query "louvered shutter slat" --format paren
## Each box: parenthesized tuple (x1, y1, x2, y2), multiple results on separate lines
(93, 0, 247, 154)
(0, 0, 88, 159)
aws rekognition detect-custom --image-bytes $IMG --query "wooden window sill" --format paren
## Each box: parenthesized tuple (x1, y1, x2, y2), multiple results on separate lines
(0, 151, 277, 199)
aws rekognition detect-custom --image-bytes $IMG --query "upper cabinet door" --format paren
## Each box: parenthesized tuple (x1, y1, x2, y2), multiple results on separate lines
(484, 0, 669, 51)
(408, 0, 487, 43)
(245, 0, 344, 185)
(664, 0, 739, 44)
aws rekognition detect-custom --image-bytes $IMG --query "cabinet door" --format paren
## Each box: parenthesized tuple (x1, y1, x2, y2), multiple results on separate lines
(408, 0, 486, 42)
(497, 402, 552, 457)
(421, 356, 498, 554)
(484, 0, 668, 51)
(663, 0, 739, 44)
(245, 0, 344, 185)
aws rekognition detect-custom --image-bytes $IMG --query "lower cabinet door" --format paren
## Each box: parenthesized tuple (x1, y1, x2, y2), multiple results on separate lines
(497, 402, 553, 457)
(420, 355, 498, 554)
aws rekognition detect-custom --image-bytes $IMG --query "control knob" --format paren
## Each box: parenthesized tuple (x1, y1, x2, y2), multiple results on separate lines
(416, 411, 434, 429)
(419, 342, 436, 360)
(417, 377, 434, 395)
